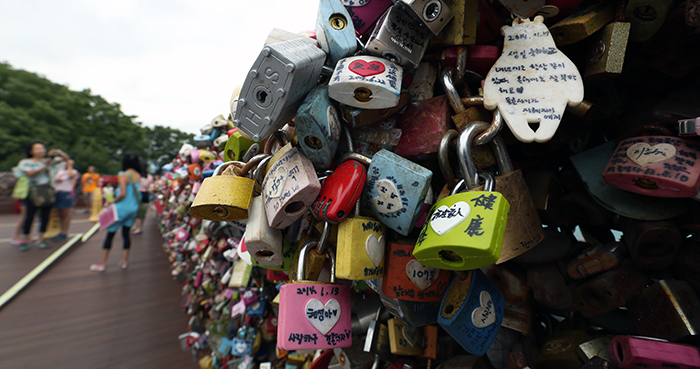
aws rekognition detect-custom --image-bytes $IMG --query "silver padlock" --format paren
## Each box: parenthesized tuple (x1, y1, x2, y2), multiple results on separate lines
(396, 0, 454, 36)
(233, 38, 326, 142)
(365, 4, 431, 71)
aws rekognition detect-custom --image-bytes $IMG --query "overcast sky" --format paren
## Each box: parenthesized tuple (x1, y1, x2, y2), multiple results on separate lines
(0, 0, 319, 134)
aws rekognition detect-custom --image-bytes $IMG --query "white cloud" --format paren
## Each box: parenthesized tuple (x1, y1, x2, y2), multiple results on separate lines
(0, 0, 319, 134)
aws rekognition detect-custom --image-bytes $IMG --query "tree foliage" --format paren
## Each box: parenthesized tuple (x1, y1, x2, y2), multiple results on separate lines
(0, 62, 193, 175)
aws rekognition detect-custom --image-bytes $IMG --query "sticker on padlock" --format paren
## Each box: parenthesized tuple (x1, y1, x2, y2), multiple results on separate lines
(295, 85, 342, 170)
(336, 201, 386, 280)
(328, 56, 403, 110)
(382, 241, 450, 302)
(316, 0, 357, 67)
(361, 149, 432, 236)
(483, 16, 584, 143)
(277, 243, 352, 351)
(365, 4, 431, 71)
(233, 38, 326, 142)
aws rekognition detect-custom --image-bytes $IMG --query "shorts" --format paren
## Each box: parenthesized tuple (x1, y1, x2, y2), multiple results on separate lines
(54, 191, 76, 209)
(83, 191, 94, 205)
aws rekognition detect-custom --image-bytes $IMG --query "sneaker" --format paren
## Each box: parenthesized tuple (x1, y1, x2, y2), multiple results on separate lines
(35, 241, 51, 249)
(50, 233, 67, 242)
(89, 263, 106, 272)
(119, 261, 129, 269)
(19, 243, 30, 252)
(131, 230, 142, 235)
(10, 238, 22, 246)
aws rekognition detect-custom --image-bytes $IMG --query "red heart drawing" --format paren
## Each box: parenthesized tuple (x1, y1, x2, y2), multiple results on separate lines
(349, 60, 386, 77)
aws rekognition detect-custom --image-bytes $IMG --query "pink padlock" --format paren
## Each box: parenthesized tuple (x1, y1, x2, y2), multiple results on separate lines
(608, 335, 700, 369)
(277, 241, 352, 351)
(190, 149, 202, 164)
(603, 136, 700, 198)
(343, 0, 392, 35)
(174, 228, 189, 243)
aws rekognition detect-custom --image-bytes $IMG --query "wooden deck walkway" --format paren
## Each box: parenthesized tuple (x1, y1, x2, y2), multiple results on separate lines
(0, 209, 196, 369)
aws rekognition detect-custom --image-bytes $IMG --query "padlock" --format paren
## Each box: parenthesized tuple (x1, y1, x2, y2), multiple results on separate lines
(187, 163, 202, 182)
(212, 134, 229, 150)
(482, 264, 533, 336)
(296, 85, 342, 170)
(343, 0, 393, 36)
(228, 259, 252, 289)
(223, 128, 261, 162)
(618, 217, 682, 270)
(549, 2, 614, 46)
(366, 277, 442, 328)
(316, 0, 357, 67)
(567, 241, 626, 279)
(191, 161, 257, 222)
(333, 345, 376, 369)
(340, 92, 410, 128)
(361, 149, 432, 236)
(393, 94, 453, 158)
(312, 157, 368, 224)
(578, 337, 612, 362)
(407, 62, 438, 102)
(431, 0, 478, 46)
(483, 16, 585, 143)
(536, 331, 592, 369)
(251, 238, 298, 272)
(438, 269, 505, 356)
(496, 0, 546, 19)
(277, 243, 352, 351)
(491, 134, 545, 263)
(608, 335, 700, 369)
(570, 259, 650, 318)
(395, 0, 454, 36)
(231, 325, 255, 357)
(244, 195, 284, 268)
(194, 134, 213, 149)
(288, 224, 332, 282)
(336, 201, 386, 280)
(442, 67, 501, 139)
(382, 241, 450, 302)
(527, 261, 573, 310)
(363, 306, 393, 363)
(626, 0, 674, 43)
(602, 135, 700, 198)
(584, 0, 631, 79)
(233, 38, 326, 142)
(198, 150, 216, 163)
(262, 146, 321, 229)
(387, 317, 423, 356)
(364, 4, 431, 71)
(329, 56, 403, 110)
(413, 124, 510, 271)
(627, 279, 700, 342)
(679, 117, 700, 137)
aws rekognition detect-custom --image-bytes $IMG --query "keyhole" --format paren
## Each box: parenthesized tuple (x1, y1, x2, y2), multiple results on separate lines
(329, 14, 347, 30)
(616, 342, 625, 362)
(634, 5, 657, 21)
(212, 206, 229, 219)
(256, 90, 268, 104)
(354, 87, 373, 102)
(439, 250, 463, 263)
(304, 135, 324, 149)
(444, 304, 454, 315)
(634, 178, 658, 189)
(256, 250, 274, 258)
(423, 1, 441, 22)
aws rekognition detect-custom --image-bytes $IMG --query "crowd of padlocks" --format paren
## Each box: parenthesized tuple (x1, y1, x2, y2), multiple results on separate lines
(152, 0, 700, 368)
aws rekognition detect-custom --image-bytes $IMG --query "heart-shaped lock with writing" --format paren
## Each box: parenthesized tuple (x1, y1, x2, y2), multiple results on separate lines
(277, 241, 352, 351)
(382, 241, 450, 302)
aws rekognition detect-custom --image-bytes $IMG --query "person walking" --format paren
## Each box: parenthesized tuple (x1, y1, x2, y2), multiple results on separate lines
(131, 163, 153, 235)
(80, 166, 100, 214)
(90, 152, 142, 272)
(51, 158, 79, 241)
(15, 142, 68, 251)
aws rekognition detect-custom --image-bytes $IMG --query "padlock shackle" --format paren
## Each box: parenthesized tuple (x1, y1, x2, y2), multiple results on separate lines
(439, 129, 460, 190)
(343, 123, 354, 153)
(451, 171, 496, 195)
(441, 67, 466, 114)
(457, 121, 490, 189)
(252, 155, 273, 185)
(316, 221, 331, 255)
(338, 152, 372, 167)
(296, 239, 336, 283)
(459, 97, 505, 146)
(490, 134, 514, 174)
(239, 154, 269, 178)
(213, 161, 244, 176)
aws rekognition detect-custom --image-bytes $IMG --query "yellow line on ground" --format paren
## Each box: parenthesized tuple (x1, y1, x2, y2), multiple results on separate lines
(0, 233, 83, 310)
(81, 223, 100, 243)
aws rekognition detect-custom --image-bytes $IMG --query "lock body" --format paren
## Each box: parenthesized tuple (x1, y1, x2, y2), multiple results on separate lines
(571, 260, 650, 317)
(316, 0, 357, 66)
(329, 56, 403, 110)
(262, 147, 321, 229)
(393, 95, 453, 158)
(396, 0, 454, 36)
(365, 5, 431, 71)
(608, 335, 700, 369)
(361, 149, 432, 236)
(233, 38, 326, 142)
(245, 196, 284, 268)
(414, 190, 509, 270)
(296, 85, 342, 170)
(340, 92, 410, 128)
(584, 21, 631, 79)
(344, 0, 393, 35)
(277, 281, 352, 350)
(313, 160, 367, 224)
(336, 216, 386, 280)
(549, 2, 613, 46)
(432, 0, 478, 46)
(223, 129, 260, 162)
(387, 317, 423, 356)
(537, 331, 591, 369)
(191, 175, 255, 222)
(382, 242, 450, 302)
(603, 136, 700, 198)
(438, 269, 504, 356)
(482, 264, 533, 335)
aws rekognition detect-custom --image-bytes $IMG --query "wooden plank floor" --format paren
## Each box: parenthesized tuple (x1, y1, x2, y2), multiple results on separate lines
(0, 209, 196, 369)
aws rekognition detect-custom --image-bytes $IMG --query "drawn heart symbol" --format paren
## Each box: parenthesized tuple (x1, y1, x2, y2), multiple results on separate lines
(365, 234, 385, 267)
(429, 201, 470, 236)
(405, 259, 438, 291)
(349, 59, 386, 77)
(402, 325, 418, 347)
(234, 342, 248, 354)
(372, 179, 403, 214)
(305, 298, 341, 335)
(516, 87, 524, 94)
(626, 143, 676, 166)
(471, 290, 496, 328)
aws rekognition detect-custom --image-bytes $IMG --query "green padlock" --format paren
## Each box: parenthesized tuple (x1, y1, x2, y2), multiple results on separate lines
(223, 128, 262, 162)
(413, 122, 510, 271)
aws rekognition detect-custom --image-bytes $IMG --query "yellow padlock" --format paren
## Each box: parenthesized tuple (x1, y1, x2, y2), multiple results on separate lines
(190, 161, 258, 221)
(387, 317, 424, 356)
(336, 202, 386, 280)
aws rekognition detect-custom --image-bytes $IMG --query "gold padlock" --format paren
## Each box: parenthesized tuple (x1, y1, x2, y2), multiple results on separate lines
(387, 317, 424, 356)
(190, 158, 262, 221)
(549, 2, 614, 46)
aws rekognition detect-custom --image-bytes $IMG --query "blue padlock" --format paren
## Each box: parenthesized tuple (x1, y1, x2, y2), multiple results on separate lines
(231, 326, 254, 357)
(295, 85, 342, 170)
(316, 0, 357, 66)
(438, 269, 504, 356)
(247, 300, 267, 317)
(360, 149, 432, 236)
(194, 135, 213, 149)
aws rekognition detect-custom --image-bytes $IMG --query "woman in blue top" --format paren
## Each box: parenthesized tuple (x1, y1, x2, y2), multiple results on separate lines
(90, 152, 142, 272)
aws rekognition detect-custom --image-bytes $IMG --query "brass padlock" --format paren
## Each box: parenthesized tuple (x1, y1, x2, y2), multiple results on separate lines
(584, 0, 631, 79)
(191, 160, 260, 222)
